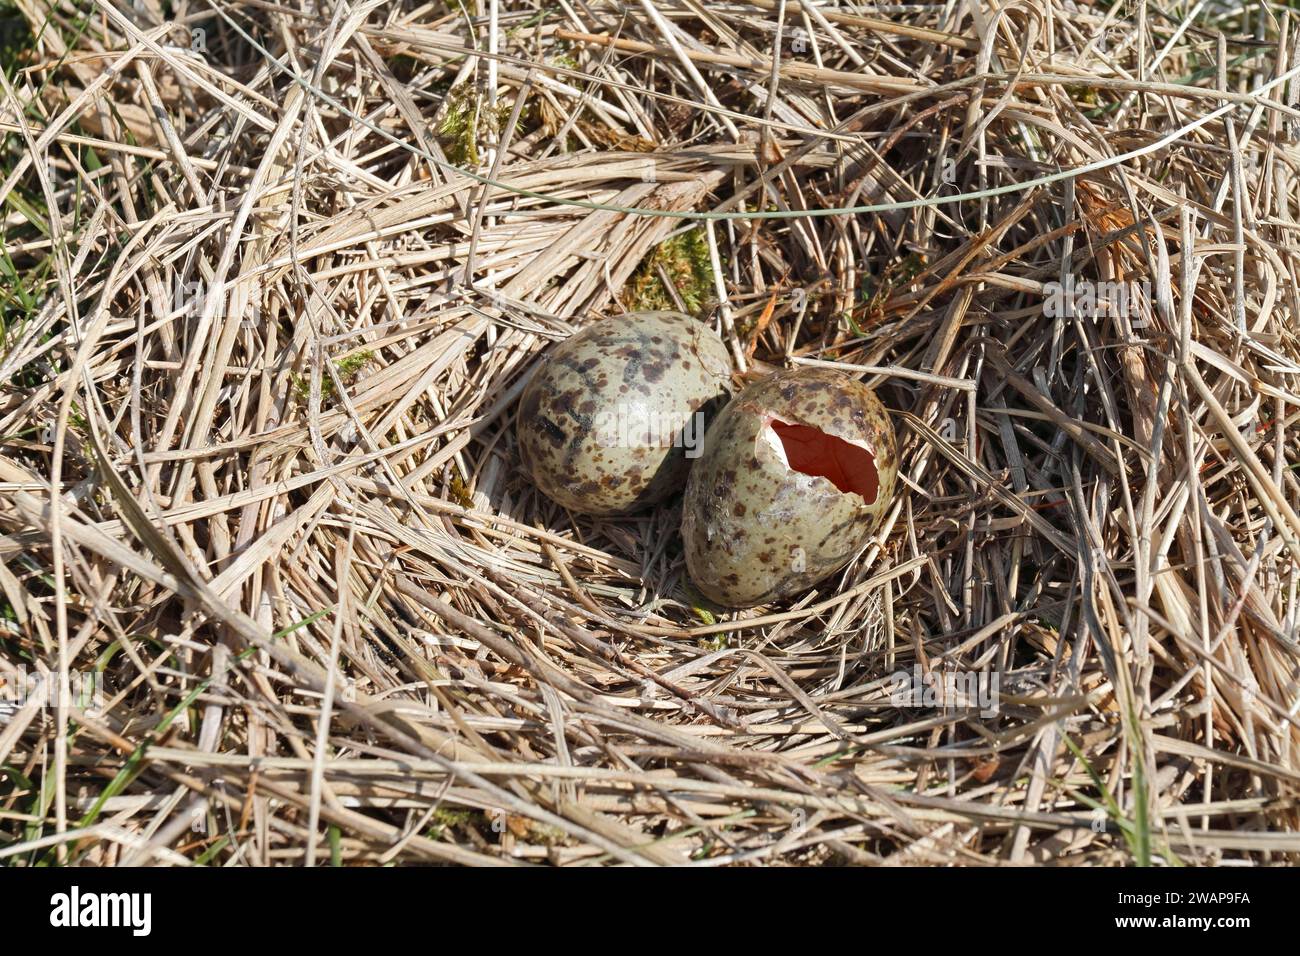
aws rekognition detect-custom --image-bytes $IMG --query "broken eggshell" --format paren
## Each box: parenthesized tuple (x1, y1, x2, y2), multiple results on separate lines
(681, 367, 897, 607)
(516, 311, 732, 516)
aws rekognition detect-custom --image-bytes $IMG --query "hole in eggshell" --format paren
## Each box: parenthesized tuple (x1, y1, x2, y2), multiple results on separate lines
(767, 419, 879, 504)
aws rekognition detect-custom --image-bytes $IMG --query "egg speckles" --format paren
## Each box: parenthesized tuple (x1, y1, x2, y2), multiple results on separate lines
(517, 311, 732, 515)
(681, 368, 897, 607)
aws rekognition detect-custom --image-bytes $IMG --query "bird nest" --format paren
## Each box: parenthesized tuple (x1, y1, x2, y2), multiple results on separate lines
(0, 0, 1297, 865)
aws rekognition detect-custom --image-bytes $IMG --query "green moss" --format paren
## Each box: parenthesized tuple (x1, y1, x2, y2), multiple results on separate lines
(438, 85, 513, 167)
(1065, 84, 1099, 108)
(426, 806, 475, 839)
(335, 350, 374, 379)
(528, 822, 566, 846)
(447, 465, 475, 508)
(850, 252, 926, 334)
(292, 349, 375, 403)
(623, 228, 715, 316)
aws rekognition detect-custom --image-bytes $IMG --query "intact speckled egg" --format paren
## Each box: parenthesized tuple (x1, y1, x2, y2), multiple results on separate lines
(681, 367, 897, 607)
(517, 311, 732, 515)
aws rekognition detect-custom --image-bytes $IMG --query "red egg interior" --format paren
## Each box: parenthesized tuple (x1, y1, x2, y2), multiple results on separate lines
(768, 420, 879, 504)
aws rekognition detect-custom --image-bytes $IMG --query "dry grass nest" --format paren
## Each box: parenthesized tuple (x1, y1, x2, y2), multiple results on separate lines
(0, 0, 1298, 866)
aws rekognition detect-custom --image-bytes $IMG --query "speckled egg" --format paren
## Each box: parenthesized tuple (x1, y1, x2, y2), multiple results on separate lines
(517, 311, 732, 515)
(681, 367, 897, 607)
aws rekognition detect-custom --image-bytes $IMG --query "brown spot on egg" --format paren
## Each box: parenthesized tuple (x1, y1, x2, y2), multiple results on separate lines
(536, 417, 566, 448)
